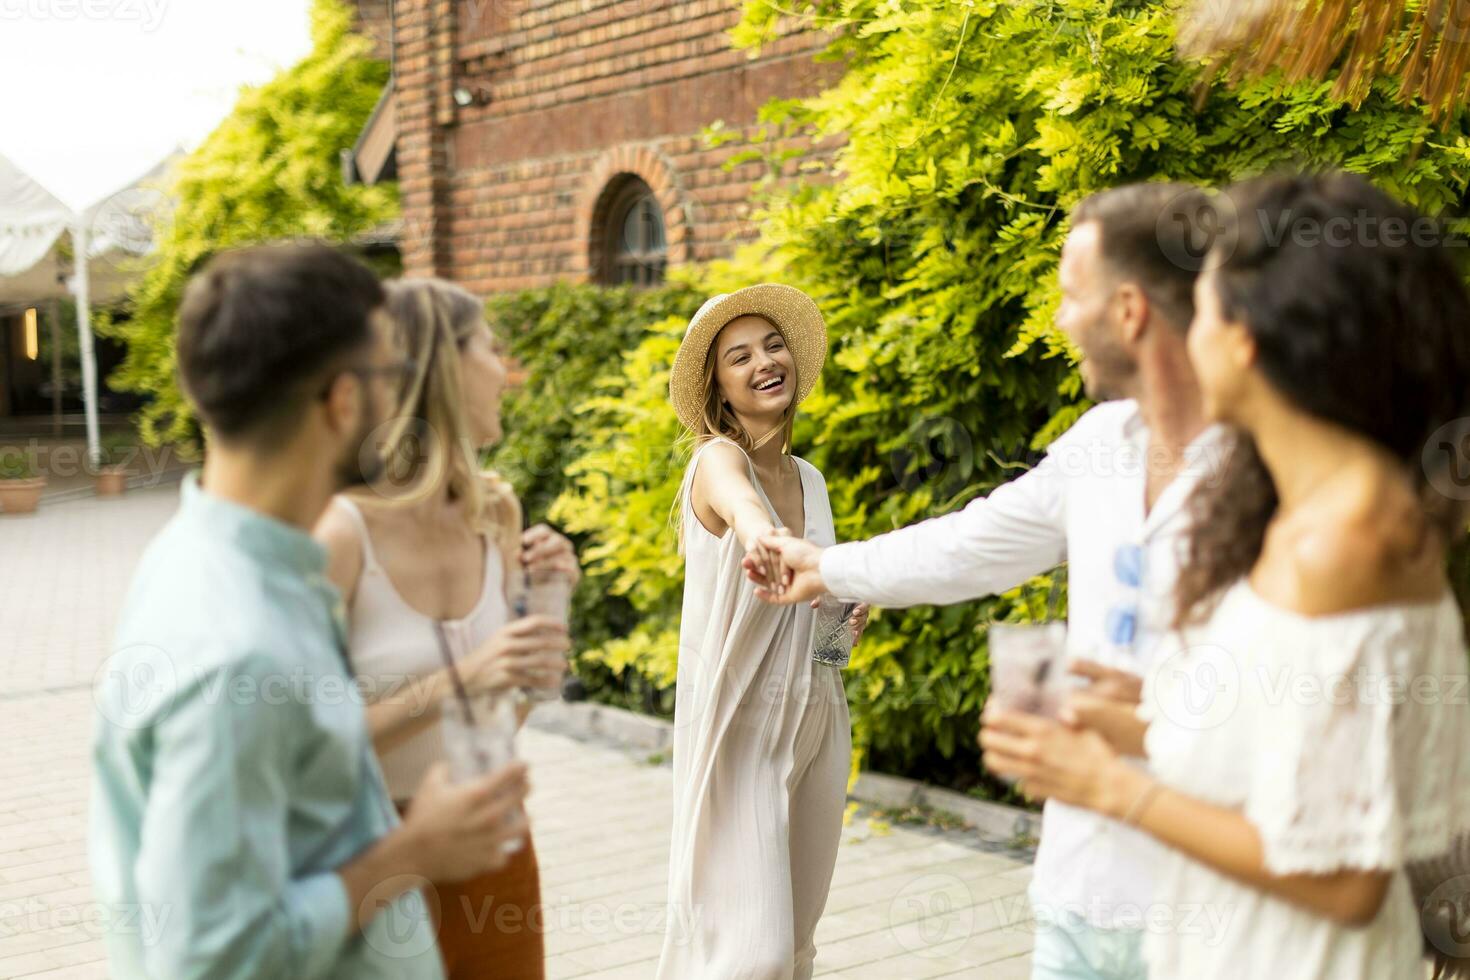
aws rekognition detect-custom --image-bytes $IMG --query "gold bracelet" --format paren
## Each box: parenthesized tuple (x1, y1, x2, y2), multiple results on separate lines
(1122, 779, 1164, 827)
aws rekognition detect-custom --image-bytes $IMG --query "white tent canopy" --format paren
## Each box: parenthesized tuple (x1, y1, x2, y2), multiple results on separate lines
(0, 152, 176, 460)
(0, 154, 72, 279)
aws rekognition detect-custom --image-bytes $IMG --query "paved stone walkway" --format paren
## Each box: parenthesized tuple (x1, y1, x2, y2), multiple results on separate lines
(0, 485, 1036, 979)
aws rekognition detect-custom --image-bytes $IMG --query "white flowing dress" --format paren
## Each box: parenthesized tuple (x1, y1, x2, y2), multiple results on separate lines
(1141, 580, 1470, 979)
(656, 438, 852, 980)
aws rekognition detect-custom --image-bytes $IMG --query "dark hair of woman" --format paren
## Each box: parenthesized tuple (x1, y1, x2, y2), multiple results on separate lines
(1173, 172, 1470, 627)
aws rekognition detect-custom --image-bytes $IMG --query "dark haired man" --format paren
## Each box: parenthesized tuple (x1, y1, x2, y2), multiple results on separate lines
(90, 244, 527, 979)
(749, 185, 1224, 980)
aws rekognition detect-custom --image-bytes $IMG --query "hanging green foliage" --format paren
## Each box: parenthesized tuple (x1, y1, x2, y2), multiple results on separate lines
(547, 0, 1470, 796)
(102, 0, 397, 447)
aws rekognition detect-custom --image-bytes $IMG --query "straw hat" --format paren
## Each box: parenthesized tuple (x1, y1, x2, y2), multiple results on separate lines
(668, 283, 828, 433)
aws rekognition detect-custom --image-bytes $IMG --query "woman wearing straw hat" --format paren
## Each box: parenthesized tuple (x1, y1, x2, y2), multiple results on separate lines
(656, 284, 869, 979)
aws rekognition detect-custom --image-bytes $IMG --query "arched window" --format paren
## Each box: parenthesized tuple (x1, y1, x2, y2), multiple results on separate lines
(597, 177, 667, 287)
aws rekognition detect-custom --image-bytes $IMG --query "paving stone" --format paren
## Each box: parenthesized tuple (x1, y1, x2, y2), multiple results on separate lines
(0, 485, 1039, 978)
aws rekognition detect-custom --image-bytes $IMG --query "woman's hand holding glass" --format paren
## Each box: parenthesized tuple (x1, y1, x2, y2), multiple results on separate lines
(458, 616, 570, 698)
(521, 523, 580, 583)
(979, 705, 1147, 815)
(980, 655, 1153, 803)
(1067, 658, 1142, 703)
(1059, 658, 1148, 757)
(846, 603, 870, 644)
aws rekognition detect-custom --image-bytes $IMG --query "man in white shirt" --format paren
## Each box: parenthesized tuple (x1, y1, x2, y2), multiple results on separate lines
(747, 183, 1225, 979)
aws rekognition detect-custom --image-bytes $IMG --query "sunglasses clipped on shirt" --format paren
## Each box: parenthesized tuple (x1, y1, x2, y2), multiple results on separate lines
(1104, 542, 1144, 649)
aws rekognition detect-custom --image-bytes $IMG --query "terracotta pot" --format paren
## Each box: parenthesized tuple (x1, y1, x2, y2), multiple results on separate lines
(0, 477, 46, 515)
(96, 466, 129, 497)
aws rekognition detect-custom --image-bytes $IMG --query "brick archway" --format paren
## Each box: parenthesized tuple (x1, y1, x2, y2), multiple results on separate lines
(571, 144, 692, 282)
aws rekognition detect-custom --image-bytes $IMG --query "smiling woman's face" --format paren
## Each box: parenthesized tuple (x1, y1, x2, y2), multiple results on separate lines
(712, 315, 797, 421)
(1186, 262, 1256, 425)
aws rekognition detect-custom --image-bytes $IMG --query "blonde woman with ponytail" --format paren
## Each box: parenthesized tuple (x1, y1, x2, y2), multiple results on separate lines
(656, 285, 868, 980)
(315, 278, 578, 980)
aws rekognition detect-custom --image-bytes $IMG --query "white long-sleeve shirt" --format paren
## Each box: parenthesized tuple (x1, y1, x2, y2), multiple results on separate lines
(821, 399, 1228, 929)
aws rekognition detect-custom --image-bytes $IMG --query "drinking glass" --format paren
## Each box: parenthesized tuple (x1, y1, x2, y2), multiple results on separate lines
(439, 692, 525, 854)
(987, 622, 1072, 718)
(516, 568, 573, 703)
(811, 595, 858, 668)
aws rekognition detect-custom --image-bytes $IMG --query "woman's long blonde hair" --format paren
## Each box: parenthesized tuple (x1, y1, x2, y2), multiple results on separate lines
(672, 316, 800, 552)
(366, 277, 521, 555)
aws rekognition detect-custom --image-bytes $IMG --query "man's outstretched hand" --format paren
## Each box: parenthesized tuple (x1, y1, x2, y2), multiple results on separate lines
(743, 535, 829, 604)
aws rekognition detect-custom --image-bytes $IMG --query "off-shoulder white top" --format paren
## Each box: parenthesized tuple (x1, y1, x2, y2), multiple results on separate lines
(1141, 580, 1470, 979)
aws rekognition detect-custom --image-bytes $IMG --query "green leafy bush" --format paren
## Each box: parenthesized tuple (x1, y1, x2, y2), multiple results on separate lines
(489, 282, 699, 711)
(0, 450, 36, 481)
(102, 0, 397, 448)
(490, 282, 699, 524)
(548, 0, 1470, 797)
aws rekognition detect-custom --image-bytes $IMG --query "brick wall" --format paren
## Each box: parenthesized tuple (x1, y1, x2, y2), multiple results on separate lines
(352, 0, 394, 61)
(388, 0, 845, 293)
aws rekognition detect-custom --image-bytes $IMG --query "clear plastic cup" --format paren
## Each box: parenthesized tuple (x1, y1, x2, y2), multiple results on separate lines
(517, 569, 572, 703)
(439, 692, 525, 854)
(987, 622, 1073, 718)
(811, 595, 858, 668)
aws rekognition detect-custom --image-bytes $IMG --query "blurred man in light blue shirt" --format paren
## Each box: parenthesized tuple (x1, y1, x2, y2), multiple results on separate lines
(90, 245, 531, 980)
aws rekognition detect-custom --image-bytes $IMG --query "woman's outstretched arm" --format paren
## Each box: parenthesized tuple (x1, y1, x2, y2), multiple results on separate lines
(692, 442, 788, 590)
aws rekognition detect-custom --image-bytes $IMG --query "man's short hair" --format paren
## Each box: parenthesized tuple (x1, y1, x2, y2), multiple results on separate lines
(1072, 183, 1214, 332)
(176, 243, 385, 444)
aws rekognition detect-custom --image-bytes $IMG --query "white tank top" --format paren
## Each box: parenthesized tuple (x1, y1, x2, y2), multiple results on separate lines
(334, 496, 509, 801)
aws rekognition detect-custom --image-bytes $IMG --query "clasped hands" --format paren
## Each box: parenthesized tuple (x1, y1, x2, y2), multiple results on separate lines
(739, 530, 868, 643)
(739, 531, 1153, 814)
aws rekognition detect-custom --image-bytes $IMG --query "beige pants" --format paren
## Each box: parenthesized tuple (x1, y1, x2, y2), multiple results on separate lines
(659, 658, 850, 980)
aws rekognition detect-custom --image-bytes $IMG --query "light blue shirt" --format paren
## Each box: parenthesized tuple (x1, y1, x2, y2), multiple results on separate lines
(90, 475, 444, 980)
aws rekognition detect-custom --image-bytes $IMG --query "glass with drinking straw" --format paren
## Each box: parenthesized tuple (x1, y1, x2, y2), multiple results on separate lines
(434, 622, 526, 854)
